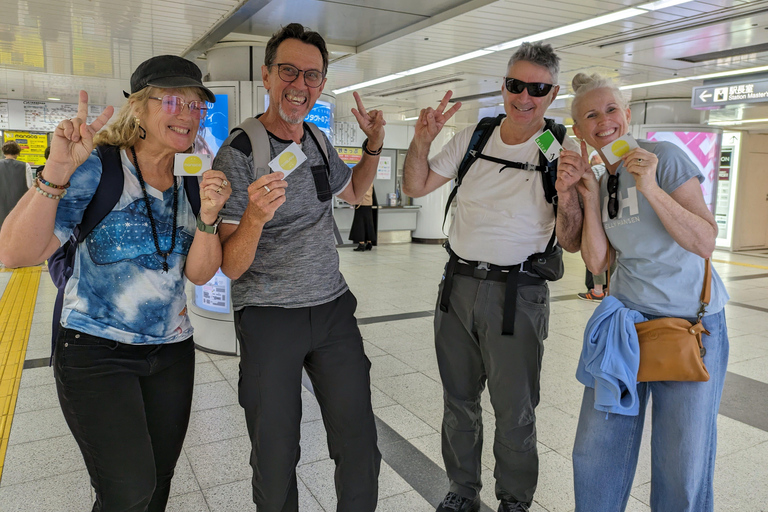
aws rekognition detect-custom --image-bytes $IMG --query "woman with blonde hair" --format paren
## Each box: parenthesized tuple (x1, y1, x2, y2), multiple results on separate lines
(0, 55, 231, 511)
(556, 72, 729, 512)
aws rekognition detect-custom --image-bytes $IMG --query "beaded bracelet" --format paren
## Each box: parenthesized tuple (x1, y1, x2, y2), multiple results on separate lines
(362, 138, 383, 156)
(34, 179, 67, 200)
(36, 169, 70, 189)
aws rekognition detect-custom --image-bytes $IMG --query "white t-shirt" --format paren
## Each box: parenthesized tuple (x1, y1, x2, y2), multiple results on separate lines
(429, 120, 578, 265)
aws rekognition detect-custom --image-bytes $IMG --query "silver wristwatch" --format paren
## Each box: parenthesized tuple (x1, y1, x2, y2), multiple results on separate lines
(196, 214, 222, 234)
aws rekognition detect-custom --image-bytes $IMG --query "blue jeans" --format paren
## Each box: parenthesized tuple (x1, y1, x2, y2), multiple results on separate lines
(572, 309, 728, 512)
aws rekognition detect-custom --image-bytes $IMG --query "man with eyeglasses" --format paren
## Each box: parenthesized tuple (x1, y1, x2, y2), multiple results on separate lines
(403, 42, 577, 512)
(213, 23, 385, 512)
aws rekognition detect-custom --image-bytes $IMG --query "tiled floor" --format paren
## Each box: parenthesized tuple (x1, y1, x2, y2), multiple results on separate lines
(1, 245, 767, 511)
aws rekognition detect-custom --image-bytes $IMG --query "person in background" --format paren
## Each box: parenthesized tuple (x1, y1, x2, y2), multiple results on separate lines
(214, 23, 385, 511)
(578, 152, 607, 301)
(349, 182, 377, 251)
(403, 41, 577, 512)
(0, 141, 33, 226)
(556, 72, 729, 512)
(0, 55, 230, 511)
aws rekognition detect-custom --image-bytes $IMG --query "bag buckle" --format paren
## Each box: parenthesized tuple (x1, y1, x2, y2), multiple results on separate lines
(474, 261, 490, 279)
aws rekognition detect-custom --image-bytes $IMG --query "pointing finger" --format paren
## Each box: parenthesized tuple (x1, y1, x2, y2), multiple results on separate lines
(352, 92, 368, 118)
(443, 101, 462, 121)
(77, 90, 89, 122)
(435, 91, 453, 114)
(89, 105, 114, 133)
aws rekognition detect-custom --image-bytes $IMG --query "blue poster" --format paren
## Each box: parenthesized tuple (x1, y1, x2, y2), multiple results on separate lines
(198, 93, 229, 156)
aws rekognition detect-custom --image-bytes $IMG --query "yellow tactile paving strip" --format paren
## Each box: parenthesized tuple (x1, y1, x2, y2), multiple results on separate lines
(713, 258, 768, 271)
(0, 267, 41, 482)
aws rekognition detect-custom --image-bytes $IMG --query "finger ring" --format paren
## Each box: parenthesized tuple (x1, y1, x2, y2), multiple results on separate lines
(222, 180, 228, 187)
(215, 186, 222, 194)
(264, 185, 271, 193)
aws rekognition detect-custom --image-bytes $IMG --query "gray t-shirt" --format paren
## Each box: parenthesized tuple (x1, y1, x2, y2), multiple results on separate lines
(600, 140, 728, 318)
(214, 125, 352, 309)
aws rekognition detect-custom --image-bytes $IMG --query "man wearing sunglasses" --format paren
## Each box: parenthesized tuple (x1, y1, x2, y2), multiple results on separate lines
(213, 23, 385, 512)
(403, 42, 577, 512)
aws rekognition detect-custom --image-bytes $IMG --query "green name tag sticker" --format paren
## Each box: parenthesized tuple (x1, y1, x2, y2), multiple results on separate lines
(534, 129, 563, 162)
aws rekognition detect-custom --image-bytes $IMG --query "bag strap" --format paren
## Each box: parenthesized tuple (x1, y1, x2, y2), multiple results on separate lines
(442, 114, 504, 232)
(604, 242, 712, 320)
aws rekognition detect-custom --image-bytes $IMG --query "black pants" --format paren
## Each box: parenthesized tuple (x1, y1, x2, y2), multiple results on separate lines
(234, 290, 381, 512)
(348, 205, 377, 245)
(53, 328, 195, 512)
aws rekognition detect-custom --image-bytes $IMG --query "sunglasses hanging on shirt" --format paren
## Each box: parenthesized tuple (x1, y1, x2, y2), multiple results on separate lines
(607, 173, 620, 219)
(504, 78, 554, 97)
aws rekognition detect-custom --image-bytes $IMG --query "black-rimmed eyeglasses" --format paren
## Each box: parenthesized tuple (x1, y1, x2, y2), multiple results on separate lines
(504, 77, 554, 97)
(607, 173, 620, 219)
(272, 63, 325, 88)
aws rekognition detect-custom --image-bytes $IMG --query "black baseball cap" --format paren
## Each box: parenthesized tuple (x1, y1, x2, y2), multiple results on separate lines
(123, 55, 215, 103)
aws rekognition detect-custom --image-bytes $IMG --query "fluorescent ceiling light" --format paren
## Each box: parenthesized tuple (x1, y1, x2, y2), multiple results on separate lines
(47, 97, 61, 101)
(333, 2, 693, 95)
(403, 116, 419, 121)
(708, 118, 768, 126)
(619, 78, 689, 90)
(637, 0, 692, 10)
(695, 65, 768, 80)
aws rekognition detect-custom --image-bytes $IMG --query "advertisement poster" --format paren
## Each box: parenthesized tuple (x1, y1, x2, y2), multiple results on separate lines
(716, 148, 733, 240)
(3, 131, 48, 166)
(336, 147, 363, 168)
(195, 269, 230, 314)
(646, 131, 720, 213)
(377, 156, 392, 180)
(199, 93, 229, 156)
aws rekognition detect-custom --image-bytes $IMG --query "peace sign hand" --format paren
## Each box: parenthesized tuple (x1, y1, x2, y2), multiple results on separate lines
(556, 139, 594, 196)
(414, 91, 462, 146)
(351, 91, 386, 151)
(47, 90, 115, 183)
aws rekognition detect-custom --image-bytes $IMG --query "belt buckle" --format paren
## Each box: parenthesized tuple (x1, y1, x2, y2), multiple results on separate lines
(474, 261, 490, 279)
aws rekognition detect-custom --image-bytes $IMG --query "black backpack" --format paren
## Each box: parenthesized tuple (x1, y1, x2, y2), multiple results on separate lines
(442, 114, 567, 281)
(47, 145, 201, 358)
(443, 114, 565, 228)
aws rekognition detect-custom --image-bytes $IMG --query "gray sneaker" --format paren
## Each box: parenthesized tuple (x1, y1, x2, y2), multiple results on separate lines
(436, 492, 480, 512)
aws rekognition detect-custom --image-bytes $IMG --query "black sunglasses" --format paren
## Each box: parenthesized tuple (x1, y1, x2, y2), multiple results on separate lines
(504, 77, 554, 97)
(607, 173, 620, 219)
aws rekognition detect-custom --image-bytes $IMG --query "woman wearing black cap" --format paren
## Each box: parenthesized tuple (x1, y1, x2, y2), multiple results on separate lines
(0, 55, 230, 511)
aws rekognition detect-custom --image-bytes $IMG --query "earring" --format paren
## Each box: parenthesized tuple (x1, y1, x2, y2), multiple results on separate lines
(134, 117, 147, 140)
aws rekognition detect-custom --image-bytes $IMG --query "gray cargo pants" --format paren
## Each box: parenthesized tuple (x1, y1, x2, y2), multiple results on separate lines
(435, 272, 549, 504)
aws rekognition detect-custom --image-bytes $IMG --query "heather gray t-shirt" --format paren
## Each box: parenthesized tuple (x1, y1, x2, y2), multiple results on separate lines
(214, 125, 352, 309)
(600, 140, 728, 318)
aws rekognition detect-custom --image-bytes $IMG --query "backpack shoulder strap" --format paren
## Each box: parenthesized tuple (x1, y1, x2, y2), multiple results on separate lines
(305, 122, 331, 169)
(442, 114, 504, 232)
(538, 118, 568, 211)
(233, 116, 272, 181)
(75, 146, 125, 242)
(183, 176, 201, 216)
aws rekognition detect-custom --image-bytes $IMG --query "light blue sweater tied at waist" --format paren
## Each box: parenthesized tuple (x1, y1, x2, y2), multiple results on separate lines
(575, 295, 647, 416)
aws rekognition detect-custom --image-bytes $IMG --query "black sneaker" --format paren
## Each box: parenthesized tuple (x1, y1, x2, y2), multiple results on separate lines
(498, 500, 530, 512)
(436, 492, 480, 512)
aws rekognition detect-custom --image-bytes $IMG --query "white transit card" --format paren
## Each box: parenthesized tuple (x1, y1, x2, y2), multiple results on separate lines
(601, 134, 639, 165)
(268, 142, 307, 177)
(173, 153, 211, 176)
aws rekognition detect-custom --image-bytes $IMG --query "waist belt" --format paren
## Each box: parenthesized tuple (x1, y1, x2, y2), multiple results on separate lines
(439, 251, 546, 336)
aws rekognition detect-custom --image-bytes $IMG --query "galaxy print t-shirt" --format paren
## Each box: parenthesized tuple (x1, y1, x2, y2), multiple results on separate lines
(53, 148, 197, 344)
